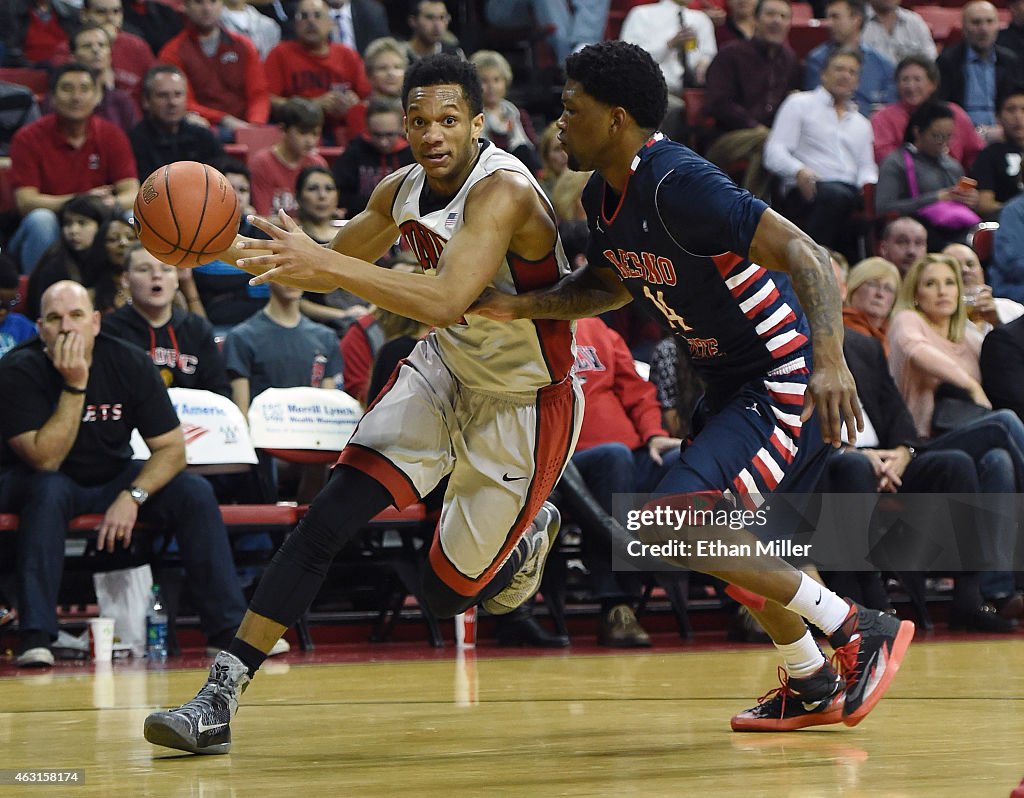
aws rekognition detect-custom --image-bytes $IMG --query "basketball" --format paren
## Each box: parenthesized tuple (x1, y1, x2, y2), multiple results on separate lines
(132, 161, 241, 269)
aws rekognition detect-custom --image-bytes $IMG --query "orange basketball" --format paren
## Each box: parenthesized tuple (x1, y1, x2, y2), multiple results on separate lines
(133, 161, 241, 268)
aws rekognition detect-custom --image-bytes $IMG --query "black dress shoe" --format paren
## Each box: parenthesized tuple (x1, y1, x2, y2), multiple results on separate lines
(495, 612, 570, 648)
(990, 592, 1024, 620)
(949, 604, 1019, 634)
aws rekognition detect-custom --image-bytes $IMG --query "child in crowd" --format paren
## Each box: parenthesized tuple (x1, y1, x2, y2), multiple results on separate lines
(249, 97, 328, 216)
(26, 194, 115, 318)
(0, 254, 34, 359)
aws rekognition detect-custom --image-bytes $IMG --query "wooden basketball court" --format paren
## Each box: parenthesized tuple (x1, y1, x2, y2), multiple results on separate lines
(2, 636, 1022, 796)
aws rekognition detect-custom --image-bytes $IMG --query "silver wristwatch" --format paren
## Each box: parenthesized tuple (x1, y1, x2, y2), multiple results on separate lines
(128, 485, 149, 506)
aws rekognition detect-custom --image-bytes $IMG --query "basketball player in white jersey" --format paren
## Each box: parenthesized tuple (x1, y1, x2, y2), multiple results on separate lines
(144, 55, 583, 755)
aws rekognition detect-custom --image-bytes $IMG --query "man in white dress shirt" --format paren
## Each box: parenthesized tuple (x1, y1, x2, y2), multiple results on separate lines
(765, 48, 877, 256)
(861, 0, 937, 64)
(620, 0, 717, 91)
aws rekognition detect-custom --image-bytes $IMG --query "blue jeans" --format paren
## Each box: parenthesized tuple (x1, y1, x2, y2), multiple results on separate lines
(8, 208, 60, 274)
(572, 442, 681, 602)
(0, 463, 247, 645)
(927, 409, 1024, 598)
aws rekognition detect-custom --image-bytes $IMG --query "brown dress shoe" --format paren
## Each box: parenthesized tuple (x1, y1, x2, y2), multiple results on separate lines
(598, 605, 652, 648)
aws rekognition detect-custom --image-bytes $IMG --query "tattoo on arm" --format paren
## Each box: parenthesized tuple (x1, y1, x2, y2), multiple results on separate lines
(784, 239, 844, 354)
(520, 266, 631, 320)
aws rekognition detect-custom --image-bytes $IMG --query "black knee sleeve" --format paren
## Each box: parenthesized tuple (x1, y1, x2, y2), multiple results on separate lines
(249, 466, 394, 626)
(420, 567, 476, 619)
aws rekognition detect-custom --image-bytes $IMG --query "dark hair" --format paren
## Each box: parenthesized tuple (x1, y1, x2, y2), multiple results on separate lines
(895, 54, 940, 86)
(826, 0, 866, 19)
(904, 100, 953, 143)
(754, 0, 791, 18)
(408, 0, 444, 15)
(122, 242, 147, 269)
(50, 62, 97, 93)
(59, 194, 110, 228)
(565, 41, 668, 130)
(997, 84, 1024, 113)
(295, 165, 335, 195)
(0, 253, 18, 289)
(277, 96, 324, 132)
(366, 95, 404, 119)
(220, 157, 250, 181)
(881, 215, 925, 240)
(142, 63, 186, 96)
(401, 53, 483, 116)
(72, 22, 111, 51)
(825, 47, 863, 69)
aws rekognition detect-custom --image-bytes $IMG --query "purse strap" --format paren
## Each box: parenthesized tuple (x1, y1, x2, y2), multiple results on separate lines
(902, 147, 920, 198)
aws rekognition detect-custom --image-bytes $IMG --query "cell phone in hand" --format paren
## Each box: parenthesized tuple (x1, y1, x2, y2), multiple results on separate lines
(957, 177, 978, 191)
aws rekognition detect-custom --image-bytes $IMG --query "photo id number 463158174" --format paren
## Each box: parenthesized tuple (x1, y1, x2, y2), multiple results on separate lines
(0, 770, 84, 784)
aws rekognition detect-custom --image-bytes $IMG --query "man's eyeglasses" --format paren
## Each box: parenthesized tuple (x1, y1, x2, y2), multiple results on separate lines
(295, 11, 324, 20)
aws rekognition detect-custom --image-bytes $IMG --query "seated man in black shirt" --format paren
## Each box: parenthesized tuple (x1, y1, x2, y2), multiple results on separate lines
(972, 86, 1024, 219)
(0, 280, 248, 667)
(102, 245, 231, 396)
(129, 64, 224, 182)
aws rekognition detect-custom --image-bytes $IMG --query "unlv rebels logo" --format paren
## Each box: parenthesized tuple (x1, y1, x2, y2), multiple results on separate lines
(399, 220, 447, 271)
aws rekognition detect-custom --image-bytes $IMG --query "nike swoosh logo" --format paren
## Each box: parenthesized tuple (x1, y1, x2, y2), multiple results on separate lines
(197, 721, 227, 733)
(502, 473, 527, 482)
(815, 590, 822, 606)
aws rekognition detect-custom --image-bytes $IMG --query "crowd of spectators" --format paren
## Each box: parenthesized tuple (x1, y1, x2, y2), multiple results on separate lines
(3, 0, 1024, 660)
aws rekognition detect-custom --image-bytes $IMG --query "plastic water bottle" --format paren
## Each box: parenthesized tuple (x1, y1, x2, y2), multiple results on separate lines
(146, 585, 168, 660)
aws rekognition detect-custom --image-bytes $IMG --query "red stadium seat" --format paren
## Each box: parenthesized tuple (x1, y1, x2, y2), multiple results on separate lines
(788, 20, 830, 59)
(223, 142, 249, 164)
(967, 221, 999, 265)
(0, 159, 16, 216)
(915, 6, 962, 46)
(233, 124, 282, 152)
(0, 67, 49, 100)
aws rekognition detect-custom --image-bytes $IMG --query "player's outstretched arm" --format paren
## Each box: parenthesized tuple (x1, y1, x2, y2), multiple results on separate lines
(470, 261, 632, 321)
(748, 208, 863, 447)
(239, 170, 534, 327)
(224, 171, 409, 292)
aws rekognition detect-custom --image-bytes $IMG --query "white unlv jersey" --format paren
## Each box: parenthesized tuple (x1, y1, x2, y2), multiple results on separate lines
(392, 140, 575, 394)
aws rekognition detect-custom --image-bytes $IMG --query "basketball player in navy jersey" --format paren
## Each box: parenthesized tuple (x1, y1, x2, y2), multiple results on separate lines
(144, 55, 582, 754)
(474, 40, 914, 732)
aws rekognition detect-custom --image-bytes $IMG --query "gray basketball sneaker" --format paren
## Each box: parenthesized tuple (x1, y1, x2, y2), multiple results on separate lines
(482, 502, 561, 615)
(144, 651, 250, 754)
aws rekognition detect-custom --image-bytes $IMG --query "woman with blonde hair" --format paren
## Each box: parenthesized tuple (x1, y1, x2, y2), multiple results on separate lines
(844, 257, 901, 354)
(345, 36, 407, 139)
(887, 252, 984, 435)
(469, 49, 541, 174)
(887, 252, 1024, 624)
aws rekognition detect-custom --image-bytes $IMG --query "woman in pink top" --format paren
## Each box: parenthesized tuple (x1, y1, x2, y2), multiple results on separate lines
(871, 55, 984, 170)
(887, 252, 988, 436)
(888, 252, 1024, 622)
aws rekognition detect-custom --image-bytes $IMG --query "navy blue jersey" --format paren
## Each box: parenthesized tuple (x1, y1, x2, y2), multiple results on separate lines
(583, 134, 811, 396)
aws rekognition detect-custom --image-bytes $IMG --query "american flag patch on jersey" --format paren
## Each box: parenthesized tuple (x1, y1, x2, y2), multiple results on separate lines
(444, 212, 459, 229)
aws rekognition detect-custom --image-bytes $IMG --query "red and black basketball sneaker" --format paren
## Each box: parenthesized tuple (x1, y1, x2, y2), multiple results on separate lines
(829, 601, 915, 727)
(731, 661, 845, 732)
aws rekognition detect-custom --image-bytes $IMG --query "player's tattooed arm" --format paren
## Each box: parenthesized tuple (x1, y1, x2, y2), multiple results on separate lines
(470, 263, 632, 321)
(748, 208, 863, 446)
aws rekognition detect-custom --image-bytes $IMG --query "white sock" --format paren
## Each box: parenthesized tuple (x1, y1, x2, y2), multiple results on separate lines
(784, 572, 851, 636)
(775, 629, 826, 679)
